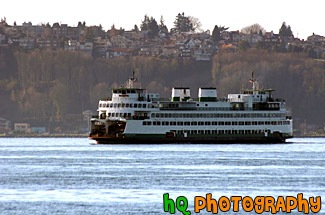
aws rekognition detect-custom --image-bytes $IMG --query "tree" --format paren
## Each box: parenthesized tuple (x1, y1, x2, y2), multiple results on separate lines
(140, 15, 150, 31)
(238, 40, 250, 51)
(140, 15, 159, 38)
(279, 22, 293, 37)
(212, 25, 229, 43)
(148, 17, 159, 38)
(82, 27, 95, 42)
(133, 24, 139, 33)
(159, 16, 168, 33)
(241, 23, 265, 35)
(188, 16, 202, 32)
(173, 12, 194, 33)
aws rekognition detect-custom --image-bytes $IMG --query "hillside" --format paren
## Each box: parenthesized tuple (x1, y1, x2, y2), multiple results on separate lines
(0, 48, 324, 133)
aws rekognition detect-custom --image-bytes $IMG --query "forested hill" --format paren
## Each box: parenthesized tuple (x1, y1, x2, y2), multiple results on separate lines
(0, 47, 324, 133)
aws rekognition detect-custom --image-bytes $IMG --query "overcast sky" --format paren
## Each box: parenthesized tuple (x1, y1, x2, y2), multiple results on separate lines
(1, 0, 324, 40)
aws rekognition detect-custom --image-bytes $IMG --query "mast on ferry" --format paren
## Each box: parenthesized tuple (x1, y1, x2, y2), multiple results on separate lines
(250, 71, 259, 94)
(127, 71, 137, 89)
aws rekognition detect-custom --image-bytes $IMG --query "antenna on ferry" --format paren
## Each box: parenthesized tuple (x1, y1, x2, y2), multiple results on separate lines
(250, 71, 259, 93)
(128, 70, 137, 89)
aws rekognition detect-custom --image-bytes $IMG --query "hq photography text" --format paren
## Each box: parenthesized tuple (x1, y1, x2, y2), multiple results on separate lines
(163, 193, 321, 214)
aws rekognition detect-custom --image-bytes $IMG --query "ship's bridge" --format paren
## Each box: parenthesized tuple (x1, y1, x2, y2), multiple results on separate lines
(111, 88, 159, 102)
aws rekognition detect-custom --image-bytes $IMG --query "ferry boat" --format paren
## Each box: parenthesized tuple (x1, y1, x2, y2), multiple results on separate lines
(89, 73, 293, 144)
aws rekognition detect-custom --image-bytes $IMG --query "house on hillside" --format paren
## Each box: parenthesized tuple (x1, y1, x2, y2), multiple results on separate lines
(0, 118, 11, 134)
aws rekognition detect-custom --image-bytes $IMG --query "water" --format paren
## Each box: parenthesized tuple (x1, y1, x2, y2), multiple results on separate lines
(0, 137, 324, 214)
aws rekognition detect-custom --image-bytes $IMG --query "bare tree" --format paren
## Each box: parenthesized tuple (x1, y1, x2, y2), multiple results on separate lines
(188, 16, 203, 32)
(241, 23, 266, 35)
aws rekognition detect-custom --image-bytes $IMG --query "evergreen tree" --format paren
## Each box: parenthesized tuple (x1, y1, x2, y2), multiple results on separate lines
(173, 12, 193, 33)
(148, 17, 159, 38)
(212, 25, 228, 43)
(133, 24, 139, 33)
(140, 15, 159, 38)
(140, 15, 150, 31)
(279, 22, 293, 37)
(159, 16, 168, 33)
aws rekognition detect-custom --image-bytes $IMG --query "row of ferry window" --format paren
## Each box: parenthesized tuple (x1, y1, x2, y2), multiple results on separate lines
(174, 130, 271, 135)
(99, 103, 157, 108)
(142, 121, 290, 126)
(151, 113, 284, 118)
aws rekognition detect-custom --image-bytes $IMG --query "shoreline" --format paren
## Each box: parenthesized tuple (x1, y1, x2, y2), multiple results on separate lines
(0, 134, 89, 138)
(0, 134, 324, 138)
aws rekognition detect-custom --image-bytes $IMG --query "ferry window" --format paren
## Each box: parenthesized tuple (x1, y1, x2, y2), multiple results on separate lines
(134, 104, 138, 108)
(278, 121, 282, 125)
(265, 121, 270, 125)
(157, 121, 161, 126)
(127, 90, 130, 93)
(116, 113, 119, 117)
(118, 104, 121, 108)
(198, 122, 204, 126)
(245, 121, 251, 125)
(124, 113, 127, 118)
(122, 103, 125, 108)
(112, 113, 115, 117)
(108, 113, 111, 117)
(252, 121, 257, 125)
(272, 121, 277, 125)
(184, 122, 190, 126)
(191, 121, 197, 126)
(131, 90, 136, 93)
(99, 104, 102, 108)
(151, 113, 155, 118)
(147, 121, 152, 126)
(113, 90, 117, 93)
(170, 122, 176, 126)
(212, 121, 217, 125)
(138, 104, 142, 108)
(205, 130, 210, 134)
(218, 122, 224, 126)
(258, 121, 264, 125)
(121, 90, 126, 94)
(225, 122, 231, 126)
(143, 121, 147, 125)
(232, 122, 238, 125)
(205, 122, 211, 125)
(239, 121, 244, 126)
(130, 103, 133, 108)
(109, 103, 113, 108)
(177, 122, 183, 126)
(126, 103, 129, 108)
(165, 122, 169, 126)
(128, 113, 131, 117)
(153, 121, 157, 125)
(143, 104, 146, 108)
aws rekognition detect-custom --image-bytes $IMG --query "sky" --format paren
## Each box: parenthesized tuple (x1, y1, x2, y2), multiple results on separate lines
(1, 0, 324, 40)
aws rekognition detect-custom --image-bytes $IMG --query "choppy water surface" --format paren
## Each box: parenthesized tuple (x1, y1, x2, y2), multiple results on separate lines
(0, 138, 324, 214)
